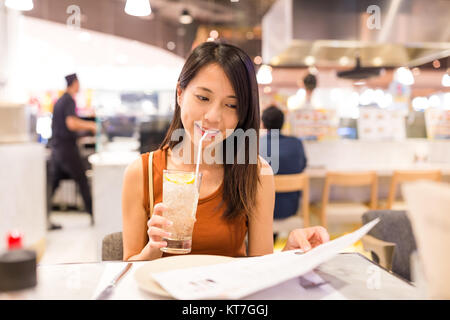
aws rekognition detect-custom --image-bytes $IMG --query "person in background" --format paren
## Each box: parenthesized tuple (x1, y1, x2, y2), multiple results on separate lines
(48, 73, 96, 229)
(302, 73, 317, 109)
(260, 105, 307, 242)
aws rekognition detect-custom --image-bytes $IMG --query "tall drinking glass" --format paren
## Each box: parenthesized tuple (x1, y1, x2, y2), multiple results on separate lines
(161, 169, 202, 254)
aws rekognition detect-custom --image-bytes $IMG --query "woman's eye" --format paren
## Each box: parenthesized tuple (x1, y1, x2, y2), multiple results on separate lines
(196, 95, 209, 102)
(226, 104, 237, 109)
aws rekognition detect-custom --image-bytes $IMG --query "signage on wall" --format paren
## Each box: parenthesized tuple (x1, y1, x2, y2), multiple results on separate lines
(357, 106, 406, 141)
(425, 108, 450, 139)
(288, 109, 339, 141)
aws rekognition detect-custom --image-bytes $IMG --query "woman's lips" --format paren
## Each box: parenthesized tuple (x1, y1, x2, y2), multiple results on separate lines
(195, 123, 220, 137)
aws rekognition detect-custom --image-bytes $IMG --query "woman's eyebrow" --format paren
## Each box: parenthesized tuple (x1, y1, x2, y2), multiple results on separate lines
(197, 86, 237, 99)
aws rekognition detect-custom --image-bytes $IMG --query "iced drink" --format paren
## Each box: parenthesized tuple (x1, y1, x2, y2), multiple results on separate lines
(161, 170, 202, 254)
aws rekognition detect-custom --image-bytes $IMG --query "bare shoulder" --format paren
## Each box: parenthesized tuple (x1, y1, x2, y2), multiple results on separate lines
(123, 156, 143, 185)
(258, 155, 274, 177)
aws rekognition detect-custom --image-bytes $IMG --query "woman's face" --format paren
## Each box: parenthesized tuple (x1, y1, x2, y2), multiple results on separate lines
(177, 63, 239, 149)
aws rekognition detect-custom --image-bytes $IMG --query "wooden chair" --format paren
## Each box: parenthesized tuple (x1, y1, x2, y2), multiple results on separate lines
(320, 171, 378, 229)
(273, 173, 310, 235)
(386, 170, 441, 210)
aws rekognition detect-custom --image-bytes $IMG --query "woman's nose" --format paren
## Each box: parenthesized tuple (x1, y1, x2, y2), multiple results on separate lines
(204, 103, 222, 123)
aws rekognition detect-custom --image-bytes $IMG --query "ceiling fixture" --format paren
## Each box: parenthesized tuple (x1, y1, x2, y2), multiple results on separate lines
(256, 65, 272, 85)
(337, 56, 381, 80)
(372, 57, 383, 66)
(179, 9, 193, 24)
(394, 67, 415, 86)
(125, 0, 152, 17)
(304, 56, 315, 66)
(432, 60, 441, 69)
(253, 56, 263, 65)
(442, 73, 450, 87)
(5, 0, 34, 11)
(339, 56, 350, 66)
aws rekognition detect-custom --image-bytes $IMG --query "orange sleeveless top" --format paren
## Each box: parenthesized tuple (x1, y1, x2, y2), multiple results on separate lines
(141, 146, 248, 257)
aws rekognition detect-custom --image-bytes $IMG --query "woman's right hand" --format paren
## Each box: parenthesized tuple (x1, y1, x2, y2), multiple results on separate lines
(144, 203, 173, 256)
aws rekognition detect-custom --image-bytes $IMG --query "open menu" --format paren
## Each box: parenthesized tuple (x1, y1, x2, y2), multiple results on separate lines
(152, 219, 380, 300)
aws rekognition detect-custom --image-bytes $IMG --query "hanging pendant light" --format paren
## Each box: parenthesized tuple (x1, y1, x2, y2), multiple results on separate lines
(5, 0, 34, 11)
(125, 0, 152, 17)
(179, 9, 193, 24)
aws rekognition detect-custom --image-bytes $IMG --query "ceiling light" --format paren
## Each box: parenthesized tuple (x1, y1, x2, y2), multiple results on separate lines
(442, 73, 450, 87)
(5, 0, 33, 11)
(256, 65, 272, 85)
(394, 67, 414, 86)
(432, 60, 441, 69)
(179, 9, 193, 24)
(339, 56, 350, 66)
(209, 30, 219, 39)
(125, 0, 152, 17)
(373, 57, 383, 66)
(167, 41, 176, 51)
(253, 56, 263, 65)
(428, 95, 441, 108)
(78, 31, 91, 42)
(353, 80, 366, 86)
(412, 96, 429, 111)
(304, 56, 315, 66)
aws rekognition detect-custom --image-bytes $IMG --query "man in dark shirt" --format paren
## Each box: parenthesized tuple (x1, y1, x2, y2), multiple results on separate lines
(49, 73, 96, 229)
(260, 106, 307, 222)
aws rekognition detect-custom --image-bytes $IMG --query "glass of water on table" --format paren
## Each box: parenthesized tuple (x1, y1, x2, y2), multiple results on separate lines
(161, 170, 202, 254)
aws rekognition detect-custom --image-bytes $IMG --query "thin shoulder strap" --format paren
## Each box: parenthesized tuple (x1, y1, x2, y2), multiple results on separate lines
(148, 151, 154, 218)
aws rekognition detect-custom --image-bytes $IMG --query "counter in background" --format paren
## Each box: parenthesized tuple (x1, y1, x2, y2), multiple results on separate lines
(89, 151, 140, 260)
(302, 139, 450, 202)
(0, 143, 47, 260)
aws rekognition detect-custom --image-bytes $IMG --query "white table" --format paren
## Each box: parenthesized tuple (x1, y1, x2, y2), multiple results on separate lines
(0, 253, 425, 300)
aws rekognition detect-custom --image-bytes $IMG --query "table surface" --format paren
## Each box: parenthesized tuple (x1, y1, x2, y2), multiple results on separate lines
(0, 253, 425, 300)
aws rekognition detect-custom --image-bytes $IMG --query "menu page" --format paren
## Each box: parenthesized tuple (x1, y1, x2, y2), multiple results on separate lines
(152, 219, 379, 300)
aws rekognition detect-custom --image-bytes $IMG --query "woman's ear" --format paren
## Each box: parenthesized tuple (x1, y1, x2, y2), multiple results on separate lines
(176, 85, 183, 107)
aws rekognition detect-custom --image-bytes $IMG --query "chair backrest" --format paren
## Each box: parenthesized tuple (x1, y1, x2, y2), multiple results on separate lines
(321, 171, 378, 228)
(102, 232, 123, 261)
(387, 170, 441, 209)
(362, 210, 417, 281)
(274, 173, 310, 227)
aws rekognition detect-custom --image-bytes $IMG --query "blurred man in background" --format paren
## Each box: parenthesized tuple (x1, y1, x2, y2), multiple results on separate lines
(48, 73, 96, 229)
(260, 105, 307, 241)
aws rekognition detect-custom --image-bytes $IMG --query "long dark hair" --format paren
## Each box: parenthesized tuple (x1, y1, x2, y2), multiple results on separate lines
(160, 41, 261, 221)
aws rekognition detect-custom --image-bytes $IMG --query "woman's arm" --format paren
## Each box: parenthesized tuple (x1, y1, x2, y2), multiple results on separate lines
(247, 156, 276, 256)
(121, 158, 150, 261)
(122, 158, 171, 261)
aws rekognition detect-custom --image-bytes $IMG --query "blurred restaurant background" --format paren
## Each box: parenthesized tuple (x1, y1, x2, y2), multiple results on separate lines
(0, 0, 449, 272)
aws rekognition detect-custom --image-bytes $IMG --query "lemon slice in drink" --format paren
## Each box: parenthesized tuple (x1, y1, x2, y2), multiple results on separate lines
(165, 172, 196, 184)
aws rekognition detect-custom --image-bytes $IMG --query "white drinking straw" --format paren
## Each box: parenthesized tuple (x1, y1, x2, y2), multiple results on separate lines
(195, 131, 209, 188)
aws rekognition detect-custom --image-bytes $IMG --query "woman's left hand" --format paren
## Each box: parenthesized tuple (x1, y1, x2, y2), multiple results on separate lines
(283, 226, 330, 252)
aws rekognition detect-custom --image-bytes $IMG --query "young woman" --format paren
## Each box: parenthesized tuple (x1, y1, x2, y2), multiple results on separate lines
(122, 41, 329, 261)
